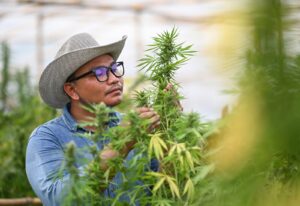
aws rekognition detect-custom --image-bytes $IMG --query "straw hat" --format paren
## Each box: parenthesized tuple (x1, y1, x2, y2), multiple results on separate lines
(39, 33, 127, 108)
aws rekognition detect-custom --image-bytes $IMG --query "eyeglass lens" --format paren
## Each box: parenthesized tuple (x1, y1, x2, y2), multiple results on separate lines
(94, 62, 124, 82)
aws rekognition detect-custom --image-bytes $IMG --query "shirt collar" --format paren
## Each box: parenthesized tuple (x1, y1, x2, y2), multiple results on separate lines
(62, 103, 79, 132)
(62, 103, 121, 132)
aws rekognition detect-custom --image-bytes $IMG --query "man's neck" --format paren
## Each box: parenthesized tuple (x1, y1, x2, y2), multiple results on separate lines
(70, 101, 96, 131)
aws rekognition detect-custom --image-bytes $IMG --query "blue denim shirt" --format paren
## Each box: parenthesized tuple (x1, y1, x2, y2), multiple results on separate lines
(26, 104, 158, 206)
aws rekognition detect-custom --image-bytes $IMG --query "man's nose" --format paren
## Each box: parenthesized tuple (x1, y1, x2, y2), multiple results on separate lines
(107, 71, 121, 84)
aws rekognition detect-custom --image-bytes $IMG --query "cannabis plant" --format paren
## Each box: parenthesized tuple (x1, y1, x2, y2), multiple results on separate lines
(61, 28, 214, 205)
(135, 28, 214, 205)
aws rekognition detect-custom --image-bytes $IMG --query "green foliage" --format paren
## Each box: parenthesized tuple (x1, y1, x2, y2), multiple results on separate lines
(0, 42, 57, 198)
(60, 28, 214, 205)
(240, 0, 300, 180)
(138, 27, 195, 88)
(0, 42, 9, 111)
(61, 142, 86, 206)
(194, 1, 300, 205)
(267, 153, 299, 185)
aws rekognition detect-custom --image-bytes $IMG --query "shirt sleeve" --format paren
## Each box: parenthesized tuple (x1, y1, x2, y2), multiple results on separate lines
(26, 127, 76, 206)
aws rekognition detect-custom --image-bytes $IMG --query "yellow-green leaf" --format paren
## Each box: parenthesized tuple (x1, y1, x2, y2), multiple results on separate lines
(152, 177, 165, 193)
(146, 171, 165, 178)
(183, 178, 194, 200)
(185, 150, 195, 171)
(168, 144, 176, 157)
(149, 132, 167, 159)
(166, 176, 180, 199)
(178, 154, 184, 167)
(156, 136, 168, 150)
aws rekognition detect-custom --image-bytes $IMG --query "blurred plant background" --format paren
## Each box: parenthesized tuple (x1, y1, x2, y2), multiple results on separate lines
(200, 0, 300, 206)
(1, 0, 300, 205)
(0, 42, 57, 198)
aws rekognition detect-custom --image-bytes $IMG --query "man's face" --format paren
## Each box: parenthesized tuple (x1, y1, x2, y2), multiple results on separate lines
(70, 54, 124, 107)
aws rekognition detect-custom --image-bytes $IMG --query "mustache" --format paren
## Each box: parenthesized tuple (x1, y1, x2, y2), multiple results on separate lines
(105, 84, 123, 95)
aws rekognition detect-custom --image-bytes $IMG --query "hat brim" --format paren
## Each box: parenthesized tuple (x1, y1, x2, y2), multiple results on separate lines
(39, 36, 127, 108)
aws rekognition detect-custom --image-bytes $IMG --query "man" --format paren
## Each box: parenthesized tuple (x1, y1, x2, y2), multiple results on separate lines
(26, 33, 160, 205)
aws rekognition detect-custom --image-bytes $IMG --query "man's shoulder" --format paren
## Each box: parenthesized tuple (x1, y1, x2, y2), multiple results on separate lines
(29, 116, 66, 140)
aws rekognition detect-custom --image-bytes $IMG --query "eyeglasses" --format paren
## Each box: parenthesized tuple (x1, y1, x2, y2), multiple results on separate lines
(67, 61, 125, 82)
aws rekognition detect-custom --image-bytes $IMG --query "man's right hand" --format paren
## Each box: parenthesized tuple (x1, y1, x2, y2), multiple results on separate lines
(136, 107, 160, 132)
(99, 146, 119, 171)
(99, 107, 160, 171)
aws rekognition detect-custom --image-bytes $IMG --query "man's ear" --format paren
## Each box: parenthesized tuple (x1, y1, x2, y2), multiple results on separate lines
(63, 83, 79, 100)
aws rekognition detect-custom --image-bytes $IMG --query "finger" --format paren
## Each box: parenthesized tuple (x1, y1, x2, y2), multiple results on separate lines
(120, 119, 130, 127)
(100, 149, 119, 160)
(154, 121, 161, 129)
(139, 111, 157, 119)
(153, 120, 161, 128)
(163, 83, 173, 92)
(148, 120, 161, 131)
(136, 107, 152, 114)
(149, 114, 160, 124)
(147, 113, 160, 130)
(175, 100, 183, 111)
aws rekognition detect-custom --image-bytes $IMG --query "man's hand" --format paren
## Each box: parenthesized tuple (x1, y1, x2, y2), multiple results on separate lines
(136, 107, 160, 132)
(99, 146, 119, 171)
